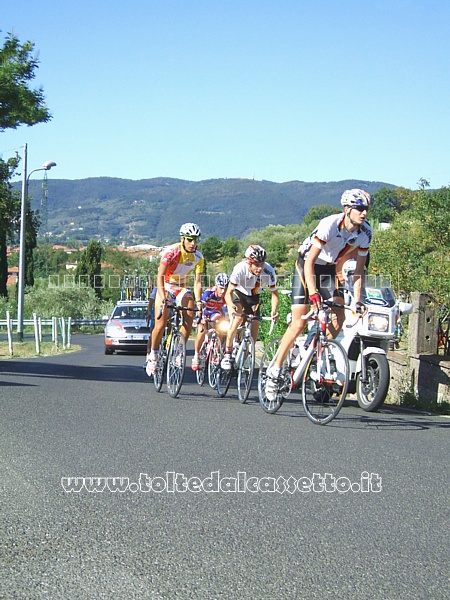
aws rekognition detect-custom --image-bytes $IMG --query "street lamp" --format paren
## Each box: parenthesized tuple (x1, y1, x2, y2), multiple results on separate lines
(17, 143, 57, 341)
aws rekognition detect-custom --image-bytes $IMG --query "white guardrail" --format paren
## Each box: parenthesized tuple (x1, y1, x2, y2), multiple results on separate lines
(0, 311, 105, 357)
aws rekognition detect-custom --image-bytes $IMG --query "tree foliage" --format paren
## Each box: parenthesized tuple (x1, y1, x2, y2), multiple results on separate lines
(25, 203, 40, 287)
(74, 240, 103, 298)
(200, 236, 223, 263)
(302, 204, 340, 228)
(0, 155, 21, 296)
(370, 187, 400, 223)
(267, 239, 288, 268)
(0, 31, 52, 297)
(222, 237, 240, 258)
(369, 185, 450, 304)
(0, 32, 51, 130)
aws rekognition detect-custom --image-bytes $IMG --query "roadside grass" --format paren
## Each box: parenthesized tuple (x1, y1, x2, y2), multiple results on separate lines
(0, 341, 82, 360)
(399, 390, 450, 416)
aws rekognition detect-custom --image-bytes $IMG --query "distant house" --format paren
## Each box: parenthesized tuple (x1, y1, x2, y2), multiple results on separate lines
(7, 266, 18, 287)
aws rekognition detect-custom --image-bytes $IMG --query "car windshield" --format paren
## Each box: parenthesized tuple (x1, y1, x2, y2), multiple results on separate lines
(113, 306, 147, 319)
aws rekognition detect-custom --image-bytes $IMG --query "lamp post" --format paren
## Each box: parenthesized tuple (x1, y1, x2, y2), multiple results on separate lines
(17, 143, 57, 341)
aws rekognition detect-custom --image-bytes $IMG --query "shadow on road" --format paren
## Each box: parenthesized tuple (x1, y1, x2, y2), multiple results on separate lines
(264, 395, 450, 430)
(0, 359, 145, 385)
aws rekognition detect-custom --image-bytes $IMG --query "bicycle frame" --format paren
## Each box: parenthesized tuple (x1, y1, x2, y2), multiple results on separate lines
(258, 299, 350, 424)
(291, 302, 343, 387)
(153, 296, 196, 397)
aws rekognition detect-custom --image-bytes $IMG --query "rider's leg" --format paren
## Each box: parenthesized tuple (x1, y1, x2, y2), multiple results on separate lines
(273, 304, 309, 370)
(150, 299, 170, 352)
(250, 318, 260, 342)
(180, 293, 195, 341)
(194, 323, 206, 355)
(328, 297, 345, 338)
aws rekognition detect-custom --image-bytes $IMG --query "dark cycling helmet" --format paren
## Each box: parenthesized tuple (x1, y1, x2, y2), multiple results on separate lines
(180, 222, 201, 237)
(245, 244, 267, 263)
(215, 272, 230, 288)
(340, 189, 371, 209)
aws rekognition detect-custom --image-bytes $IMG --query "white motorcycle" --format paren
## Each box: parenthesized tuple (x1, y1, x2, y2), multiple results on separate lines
(337, 266, 413, 412)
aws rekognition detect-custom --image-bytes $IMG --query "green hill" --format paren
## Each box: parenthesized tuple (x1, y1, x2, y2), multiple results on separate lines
(20, 177, 395, 244)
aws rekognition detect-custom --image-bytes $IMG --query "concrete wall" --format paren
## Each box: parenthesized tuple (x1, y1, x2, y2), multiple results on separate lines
(387, 350, 450, 405)
(386, 293, 450, 406)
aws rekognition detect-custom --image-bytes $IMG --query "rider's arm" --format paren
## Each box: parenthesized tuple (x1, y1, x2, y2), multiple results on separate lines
(270, 289, 279, 317)
(193, 270, 203, 307)
(352, 253, 367, 304)
(156, 261, 168, 303)
(224, 284, 237, 316)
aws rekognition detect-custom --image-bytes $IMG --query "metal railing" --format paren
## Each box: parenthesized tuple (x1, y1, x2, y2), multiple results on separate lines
(0, 313, 106, 356)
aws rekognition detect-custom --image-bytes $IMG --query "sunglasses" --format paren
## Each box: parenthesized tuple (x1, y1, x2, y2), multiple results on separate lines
(352, 206, 369, 212)
(184, 236, 200, 242)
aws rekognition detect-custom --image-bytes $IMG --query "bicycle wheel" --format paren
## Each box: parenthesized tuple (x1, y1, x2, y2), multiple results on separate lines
(208, 336, 222, 389)
(258, 337, 290, 414)
(196, 340, 208, 386)
(237, 337, 255, 403)
(167, 331, 186, 398)
(217, 346, 232, 398)
(301, 339, 349, 425)
(153, 332, 169, 392)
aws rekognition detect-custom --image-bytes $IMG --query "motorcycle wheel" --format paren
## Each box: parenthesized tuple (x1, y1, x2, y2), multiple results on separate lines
(356, 353, 390, 412)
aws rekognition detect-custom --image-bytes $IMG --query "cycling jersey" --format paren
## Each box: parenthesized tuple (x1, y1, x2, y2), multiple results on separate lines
(201, 286, 228, 321)
(229, 260, 278, 296)
(160, 242, 204, 287)
(299, 213, 372, 265)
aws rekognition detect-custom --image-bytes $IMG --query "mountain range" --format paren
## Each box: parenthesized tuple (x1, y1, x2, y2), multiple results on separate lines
(17, 177, 395, 245)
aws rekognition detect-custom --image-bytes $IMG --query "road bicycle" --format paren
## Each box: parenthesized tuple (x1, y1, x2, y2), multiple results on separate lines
(258, 300, 350, 425)
(120, 270, 132, 300)
(153, 298, 195, 398)
(195, 317, 228, 389)
(217, 314, 275, 403)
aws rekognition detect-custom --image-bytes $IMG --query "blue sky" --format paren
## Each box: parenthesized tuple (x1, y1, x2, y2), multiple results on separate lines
(1, 0, 449, 189)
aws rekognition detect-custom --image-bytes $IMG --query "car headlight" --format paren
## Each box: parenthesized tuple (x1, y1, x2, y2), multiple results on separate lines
(368, 313, 389, 333)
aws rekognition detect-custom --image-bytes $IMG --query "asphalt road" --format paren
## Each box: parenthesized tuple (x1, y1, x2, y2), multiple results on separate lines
(1, 334, 449, 599)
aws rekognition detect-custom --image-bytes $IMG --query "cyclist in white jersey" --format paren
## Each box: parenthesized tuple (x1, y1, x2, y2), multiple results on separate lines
(266, 189, 373, 400)
(220, 245, 279, 370)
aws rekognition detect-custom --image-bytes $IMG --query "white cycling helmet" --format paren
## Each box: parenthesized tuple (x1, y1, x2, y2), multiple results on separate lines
(342, 258, 357, 279)
(180, 222, 201, 237)
(244, 244, 267, 263)
(215, 272, 230, 288)
(340, 189, 371, 209)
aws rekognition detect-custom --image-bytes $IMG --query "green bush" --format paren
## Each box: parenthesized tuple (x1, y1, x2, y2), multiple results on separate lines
(22, 287, 114, 320)
(258, 288, 294, 346)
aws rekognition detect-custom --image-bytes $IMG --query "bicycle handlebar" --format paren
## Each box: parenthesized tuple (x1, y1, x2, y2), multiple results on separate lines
(301, 299, 355, 321)
(157, 300, 197, 320)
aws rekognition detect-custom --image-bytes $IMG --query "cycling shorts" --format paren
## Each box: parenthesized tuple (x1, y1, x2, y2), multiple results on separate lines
(164, 283, 193, 305)
(291, 254, 344, 305)
(203, 308, 224, 322)
(232, 289, 261, 317)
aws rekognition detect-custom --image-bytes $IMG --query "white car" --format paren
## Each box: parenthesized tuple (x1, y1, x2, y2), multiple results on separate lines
(104, 300, 151, 355)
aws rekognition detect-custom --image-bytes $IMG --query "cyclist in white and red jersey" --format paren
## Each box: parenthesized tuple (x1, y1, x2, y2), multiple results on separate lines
(265, 189, 373, 400)
(146, 223, 204, 376)
(220, 245, 279, 371)
(191, 272, 230, 371)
